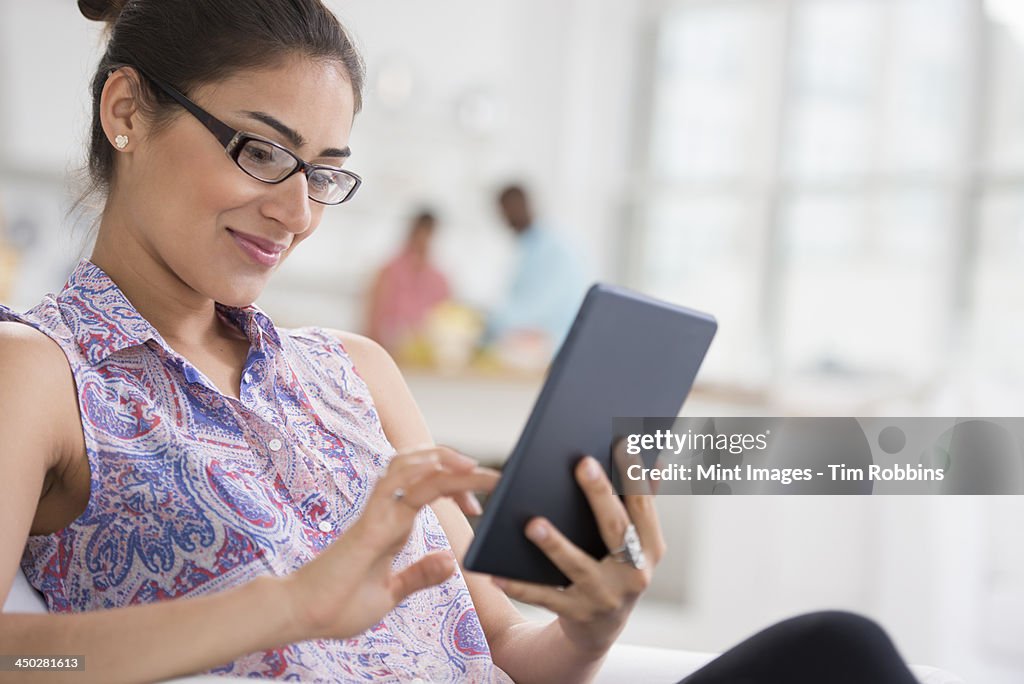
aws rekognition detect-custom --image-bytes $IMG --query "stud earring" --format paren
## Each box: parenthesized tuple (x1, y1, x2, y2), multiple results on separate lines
(114, 134, 129, 150)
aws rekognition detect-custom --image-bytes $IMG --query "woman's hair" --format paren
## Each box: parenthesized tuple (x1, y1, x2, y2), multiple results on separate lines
(77, 0, 365, 203)
(411, 209, 437, 229)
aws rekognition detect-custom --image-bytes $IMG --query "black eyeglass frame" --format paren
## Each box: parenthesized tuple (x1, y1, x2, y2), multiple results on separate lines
(125, 67, 362, 205)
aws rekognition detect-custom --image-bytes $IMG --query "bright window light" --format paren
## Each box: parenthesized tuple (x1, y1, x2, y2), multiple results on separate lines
(987, 0, 1024, 41)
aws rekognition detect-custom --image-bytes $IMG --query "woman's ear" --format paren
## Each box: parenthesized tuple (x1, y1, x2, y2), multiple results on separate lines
(98, 67, 148, 153)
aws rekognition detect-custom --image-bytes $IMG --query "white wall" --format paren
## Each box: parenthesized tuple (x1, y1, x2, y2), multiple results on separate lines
(0, 0, 106, 305)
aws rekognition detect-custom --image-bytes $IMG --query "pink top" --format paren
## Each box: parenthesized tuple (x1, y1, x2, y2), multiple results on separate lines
(369, 250, 450, 351)
(0, 259, 511, 683)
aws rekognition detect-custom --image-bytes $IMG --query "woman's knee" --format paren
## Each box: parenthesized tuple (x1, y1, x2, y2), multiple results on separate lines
(781, 610, 895, 656)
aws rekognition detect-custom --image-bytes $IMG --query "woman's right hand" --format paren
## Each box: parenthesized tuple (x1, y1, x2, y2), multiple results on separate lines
(283, 446, 499, 640)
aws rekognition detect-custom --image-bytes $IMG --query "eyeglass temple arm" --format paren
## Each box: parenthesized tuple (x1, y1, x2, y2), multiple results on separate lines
(136, 69, 238, 148)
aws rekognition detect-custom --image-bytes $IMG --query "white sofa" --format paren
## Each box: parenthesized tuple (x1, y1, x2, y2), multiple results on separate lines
(4, 568, 965, 683)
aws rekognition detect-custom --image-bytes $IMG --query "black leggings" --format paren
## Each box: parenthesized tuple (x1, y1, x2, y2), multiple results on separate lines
(679, 611, 920, 684)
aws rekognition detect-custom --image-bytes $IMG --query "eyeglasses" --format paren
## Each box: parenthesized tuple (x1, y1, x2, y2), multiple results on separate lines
(133, 68, 361, 205)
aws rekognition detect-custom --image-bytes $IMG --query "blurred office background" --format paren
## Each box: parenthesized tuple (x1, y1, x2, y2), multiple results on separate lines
(1, 0, 1022, 681)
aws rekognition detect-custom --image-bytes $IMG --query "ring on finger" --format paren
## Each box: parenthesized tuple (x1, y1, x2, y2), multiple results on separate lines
(609, 523, 646, 570)
(391, 485, 423, 507)
(389, 485, 417, 507)
(392, 487, 416, 508)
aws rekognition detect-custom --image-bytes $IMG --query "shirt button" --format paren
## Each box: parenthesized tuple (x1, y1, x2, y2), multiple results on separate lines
(243, 372, 252, 384)
(318, 521, 334, 533)
(268, 438, 283, 452)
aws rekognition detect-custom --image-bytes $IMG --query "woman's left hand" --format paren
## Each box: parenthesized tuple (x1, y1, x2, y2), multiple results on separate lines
(491, 454, 666, 656)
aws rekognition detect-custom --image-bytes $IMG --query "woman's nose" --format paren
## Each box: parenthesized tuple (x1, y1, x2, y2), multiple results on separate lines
(262, 172, 313, 233)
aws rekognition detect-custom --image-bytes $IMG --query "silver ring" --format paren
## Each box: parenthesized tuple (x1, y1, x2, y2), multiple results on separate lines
(609, 523, 646, 570)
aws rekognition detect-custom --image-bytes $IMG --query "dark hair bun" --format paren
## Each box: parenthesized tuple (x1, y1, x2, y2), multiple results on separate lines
(78, 0, 128, 22)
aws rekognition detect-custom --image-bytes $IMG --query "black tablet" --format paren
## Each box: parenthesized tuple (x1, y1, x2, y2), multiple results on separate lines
(463, 283, 717, 585)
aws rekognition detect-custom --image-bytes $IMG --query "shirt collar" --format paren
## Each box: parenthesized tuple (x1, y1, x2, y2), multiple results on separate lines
(60, 259, 281, 366)
(216, 302, 282, 351)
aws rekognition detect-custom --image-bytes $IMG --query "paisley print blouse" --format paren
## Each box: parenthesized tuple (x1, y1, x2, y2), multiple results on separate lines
(0, 259, 511, 683)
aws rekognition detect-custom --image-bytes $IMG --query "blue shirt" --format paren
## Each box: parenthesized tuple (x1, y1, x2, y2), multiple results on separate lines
(489, 224, 586, 346)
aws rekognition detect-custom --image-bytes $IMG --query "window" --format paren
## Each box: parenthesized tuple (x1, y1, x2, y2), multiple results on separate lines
(633, 0, 1024, 407)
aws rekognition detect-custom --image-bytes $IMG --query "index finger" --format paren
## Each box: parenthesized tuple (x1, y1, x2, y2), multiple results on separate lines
(400, 467, 501, 509)
(387, 445, 478, 477)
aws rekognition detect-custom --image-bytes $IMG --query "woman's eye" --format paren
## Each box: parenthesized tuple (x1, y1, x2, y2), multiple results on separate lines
(243, 142, 275, 165)
(309, 173, 335, 192)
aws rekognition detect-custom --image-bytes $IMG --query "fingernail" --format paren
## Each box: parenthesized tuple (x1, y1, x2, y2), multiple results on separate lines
(467, 493, 483, 516)
(528, 520, 548, 541)
(584, 457, 601, 481)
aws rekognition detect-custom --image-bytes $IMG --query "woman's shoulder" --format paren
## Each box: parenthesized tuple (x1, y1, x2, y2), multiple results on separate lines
(0, 319, 72, 377)
(0, 321, 81, 470)
(323, 329, 386, 358)
(304, 329, 432, 450)
(278, 327, 418, 442)
(280, 326, 385, 362)
(277, 325, 399, 391)
(0, 298, 88, 437)
(305, 328, 395, 375)
(0, 295, 78, 351)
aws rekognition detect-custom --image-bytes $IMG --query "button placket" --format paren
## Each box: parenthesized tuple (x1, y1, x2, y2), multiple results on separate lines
(239, 345, 269, 403)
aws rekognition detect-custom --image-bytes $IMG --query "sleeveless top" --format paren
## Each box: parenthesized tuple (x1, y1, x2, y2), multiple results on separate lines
(0, 259, 512, 683)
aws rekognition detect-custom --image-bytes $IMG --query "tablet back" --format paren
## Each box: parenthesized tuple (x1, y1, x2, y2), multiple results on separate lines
(464, 283, 717, 585)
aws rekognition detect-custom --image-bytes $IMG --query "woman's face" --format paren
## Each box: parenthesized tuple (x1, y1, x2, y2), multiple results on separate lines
(116, 56, 356, 307)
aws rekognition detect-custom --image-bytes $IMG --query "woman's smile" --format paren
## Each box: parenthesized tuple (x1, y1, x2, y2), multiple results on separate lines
(226, 227, 289, 268)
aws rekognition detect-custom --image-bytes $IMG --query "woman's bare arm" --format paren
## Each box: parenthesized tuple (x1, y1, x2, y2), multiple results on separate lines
(0, 323, 309, 683)
(0, 577, 301, 683)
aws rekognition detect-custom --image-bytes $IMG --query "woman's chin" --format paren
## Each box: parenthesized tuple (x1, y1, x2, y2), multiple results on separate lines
(217, 289, 264, 308)
(208, 272, 270, 308)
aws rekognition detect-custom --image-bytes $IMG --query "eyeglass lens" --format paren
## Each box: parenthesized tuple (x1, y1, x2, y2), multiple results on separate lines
(236, 138, 357, 204)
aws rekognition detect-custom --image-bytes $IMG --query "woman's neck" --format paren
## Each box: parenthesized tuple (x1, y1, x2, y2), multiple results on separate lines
(90, 222, 235, 349)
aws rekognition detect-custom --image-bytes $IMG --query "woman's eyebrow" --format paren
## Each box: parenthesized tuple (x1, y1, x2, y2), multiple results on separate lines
(240, 110, 351, 158)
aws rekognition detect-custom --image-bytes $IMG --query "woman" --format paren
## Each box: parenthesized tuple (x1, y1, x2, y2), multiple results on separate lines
(366, 210, 451, 355)
(0, 1, 922, 683)
(0, 1, 662, 682)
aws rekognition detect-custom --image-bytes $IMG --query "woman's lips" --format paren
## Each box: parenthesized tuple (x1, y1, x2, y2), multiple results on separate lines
(227, 228, 287, 267)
